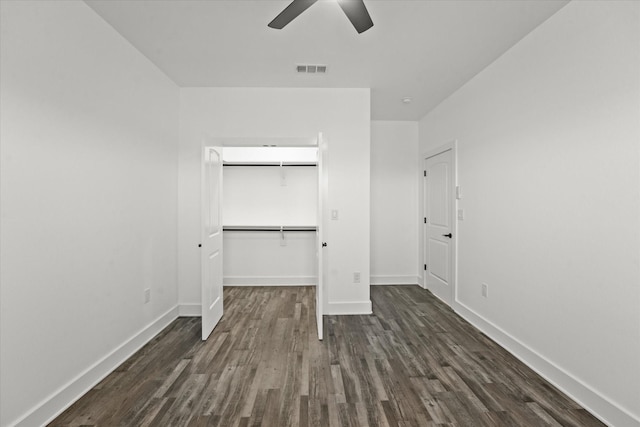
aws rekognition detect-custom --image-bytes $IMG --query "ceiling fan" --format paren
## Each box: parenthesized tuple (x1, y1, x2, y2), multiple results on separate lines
(268, 0, 374, 34)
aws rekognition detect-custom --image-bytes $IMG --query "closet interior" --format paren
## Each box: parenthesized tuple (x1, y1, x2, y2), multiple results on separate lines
(222, 145, 320, 286)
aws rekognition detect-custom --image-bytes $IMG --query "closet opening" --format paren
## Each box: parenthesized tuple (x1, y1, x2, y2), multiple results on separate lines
(201, 136, 328, 340)
(222, 145, 319, 287)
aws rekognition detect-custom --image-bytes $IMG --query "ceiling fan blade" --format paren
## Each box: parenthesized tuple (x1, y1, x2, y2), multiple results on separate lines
(268, 0, 319, 29)
(338, 0, 373, 33)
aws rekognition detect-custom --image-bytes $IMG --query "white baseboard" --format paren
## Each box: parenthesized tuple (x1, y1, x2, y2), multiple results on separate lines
(453, 300, 640, 427)
(326, 300, 372, 315)
(13, 306, 179, 427)
(178, 303, 202, 317)
(417, 274, 425, 288)
(370, 275, 418, 285)
(223, 276, 315, 286)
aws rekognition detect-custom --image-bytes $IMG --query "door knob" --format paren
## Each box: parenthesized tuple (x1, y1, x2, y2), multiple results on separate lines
(442, 233, 452, 238)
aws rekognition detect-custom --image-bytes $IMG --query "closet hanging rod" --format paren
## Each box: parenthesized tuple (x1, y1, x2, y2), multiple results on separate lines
(223, 226, 317, 232)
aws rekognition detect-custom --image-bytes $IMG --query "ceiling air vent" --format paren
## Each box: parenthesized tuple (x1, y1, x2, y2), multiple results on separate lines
(296, 64, 328, 74)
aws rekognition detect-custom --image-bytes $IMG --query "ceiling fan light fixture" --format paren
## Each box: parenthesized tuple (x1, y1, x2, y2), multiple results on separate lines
(337, 0, 374, 33)
(269, 0, 372, 33)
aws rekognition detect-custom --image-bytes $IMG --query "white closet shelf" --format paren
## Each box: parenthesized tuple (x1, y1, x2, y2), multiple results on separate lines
(222, 162, 317, 167)
(223, 225, 317, 231)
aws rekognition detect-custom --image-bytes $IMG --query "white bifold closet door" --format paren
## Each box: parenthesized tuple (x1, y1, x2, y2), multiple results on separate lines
(201, 145, 224, 340)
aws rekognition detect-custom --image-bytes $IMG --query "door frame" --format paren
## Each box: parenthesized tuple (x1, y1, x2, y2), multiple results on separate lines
(200, 136, 325, 340)
(421, 140, 458, 307)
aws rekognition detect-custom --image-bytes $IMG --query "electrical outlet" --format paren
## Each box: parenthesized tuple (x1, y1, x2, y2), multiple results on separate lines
(144, 288, 151, 304)
(481, 283, 488, 298)
(353, 272, 361, 283)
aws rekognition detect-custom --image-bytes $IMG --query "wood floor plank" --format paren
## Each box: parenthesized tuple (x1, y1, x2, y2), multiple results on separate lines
(50, 285, 606, 427)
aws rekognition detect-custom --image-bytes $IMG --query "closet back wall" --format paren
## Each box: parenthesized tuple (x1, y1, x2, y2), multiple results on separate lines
(223, 166, 317, 226)
(223, 165, 317, 285)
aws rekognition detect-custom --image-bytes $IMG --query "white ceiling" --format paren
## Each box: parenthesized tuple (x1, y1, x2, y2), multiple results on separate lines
(85, 0, 568, 121)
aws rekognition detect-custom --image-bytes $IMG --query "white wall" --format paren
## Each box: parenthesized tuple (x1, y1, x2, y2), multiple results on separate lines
(223, 231, 317, 286)
(370, 121, 420, 285)
(223, 165, 317, 285)
(223, 166, 317, 226)
(418, 2, 640, 426)
(0, 2, 179, 426)
(179, 88, 371, 314)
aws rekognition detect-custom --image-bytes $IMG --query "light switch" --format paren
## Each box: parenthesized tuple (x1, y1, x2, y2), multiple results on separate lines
(457, 209, 464, 220)
(331, 210, 339, 220)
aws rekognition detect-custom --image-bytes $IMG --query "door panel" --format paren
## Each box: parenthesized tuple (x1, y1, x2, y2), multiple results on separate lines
(428, 163, 449, 227)
(206, 250, 221, 306)
(428, 239, 449, 283)
(424, 149, 454, 305)
(202, 146, 224, 340)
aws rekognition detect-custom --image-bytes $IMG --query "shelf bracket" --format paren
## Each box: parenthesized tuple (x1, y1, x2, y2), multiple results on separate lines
(280, 161, 287, 186)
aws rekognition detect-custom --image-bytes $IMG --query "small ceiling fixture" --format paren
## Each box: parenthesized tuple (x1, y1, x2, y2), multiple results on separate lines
(402, 97, 412, 104)
(269, 0, 373, 34)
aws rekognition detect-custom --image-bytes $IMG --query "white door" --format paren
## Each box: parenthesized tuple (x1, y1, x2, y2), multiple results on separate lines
(424, 149, 455, 306)
(316, 134, 328, 340)
(201, 146, 224, 340)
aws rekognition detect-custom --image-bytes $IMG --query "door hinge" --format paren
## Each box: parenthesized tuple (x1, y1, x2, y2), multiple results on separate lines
(424, 217, 427, 224)
(424, 170, 427, 177)
(424, 264, 427, 271)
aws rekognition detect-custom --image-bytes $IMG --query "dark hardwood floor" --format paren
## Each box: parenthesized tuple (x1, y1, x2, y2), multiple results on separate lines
(50, 285, 605, 426)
